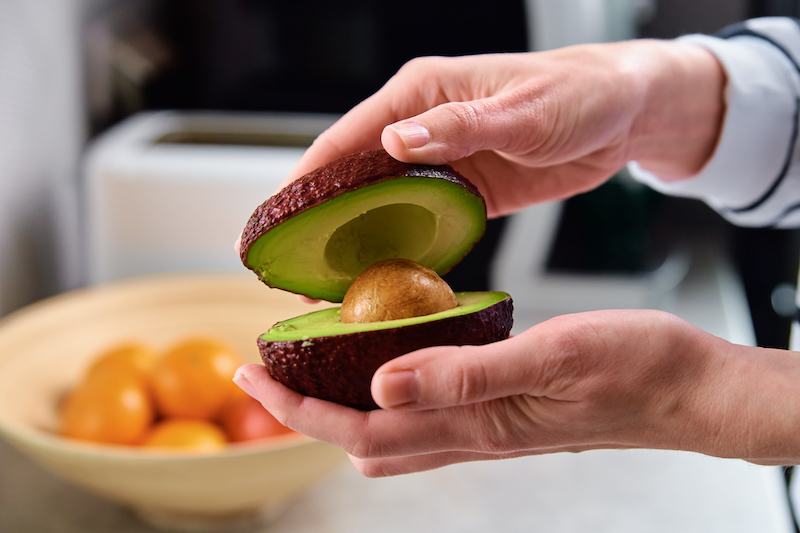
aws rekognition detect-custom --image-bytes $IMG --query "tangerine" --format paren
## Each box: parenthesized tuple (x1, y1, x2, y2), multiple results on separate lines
(60, 372, 154, 445)
(85, 342, 158, 381)
(150, 337, 243, 420)
(140, 419, 227, 453)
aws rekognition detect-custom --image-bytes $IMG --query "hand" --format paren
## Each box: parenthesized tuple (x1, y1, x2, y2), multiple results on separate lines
(234, 309, 800, 476)
(280, 40, 725, 217)
(235, 40, 724, 258)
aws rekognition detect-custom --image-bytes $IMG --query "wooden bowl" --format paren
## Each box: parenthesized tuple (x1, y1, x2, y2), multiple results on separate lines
(0, 273, 346, 530)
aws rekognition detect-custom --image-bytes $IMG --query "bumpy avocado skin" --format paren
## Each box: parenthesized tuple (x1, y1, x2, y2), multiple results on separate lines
(258, 296, 513, 410)
(239, 149, 484, 281)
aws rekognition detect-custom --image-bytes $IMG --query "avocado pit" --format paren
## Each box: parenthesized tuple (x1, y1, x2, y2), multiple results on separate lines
(340, 258, 458, 323)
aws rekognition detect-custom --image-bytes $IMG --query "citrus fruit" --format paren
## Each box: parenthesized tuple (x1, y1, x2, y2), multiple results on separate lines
(150, 337, 244, 420)
(60, 372, 154, 445)
(85, 342, 158, 381)
(140, 419, 227, 453)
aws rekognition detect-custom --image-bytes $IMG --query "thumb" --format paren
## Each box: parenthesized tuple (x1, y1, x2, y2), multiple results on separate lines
(370, 330, 549, 410)
(380, 97, 534, 165)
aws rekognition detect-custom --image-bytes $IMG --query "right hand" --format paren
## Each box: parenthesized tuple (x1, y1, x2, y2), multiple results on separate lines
(280, 39, 726, 218)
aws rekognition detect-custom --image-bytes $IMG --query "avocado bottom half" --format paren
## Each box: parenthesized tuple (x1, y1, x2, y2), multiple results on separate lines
(259, 291, 513, 410)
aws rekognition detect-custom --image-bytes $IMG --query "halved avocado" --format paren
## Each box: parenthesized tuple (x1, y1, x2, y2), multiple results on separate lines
(259, 292, 513, 410)
(240, 149, 513, 410)
(240, 150, 487, 302)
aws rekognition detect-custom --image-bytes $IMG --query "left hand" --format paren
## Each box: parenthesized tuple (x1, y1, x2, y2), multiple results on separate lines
(234, 309, 800, 477)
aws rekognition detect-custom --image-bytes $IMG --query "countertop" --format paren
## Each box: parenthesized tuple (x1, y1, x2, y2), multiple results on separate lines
(0, 437, 793, 533)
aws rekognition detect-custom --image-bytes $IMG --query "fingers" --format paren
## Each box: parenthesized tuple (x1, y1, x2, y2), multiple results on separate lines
(381, 95, 544, 166)
(231, 312, 651, 464)
(370, 327, 559, 411)
(234, 232, 242, 256)
(234, 364, 475, 458)
(348, 449, 534, 478)
(232, 313, 644, 462)
(280, 54, 531, 187)
(235, 362, 577, 460)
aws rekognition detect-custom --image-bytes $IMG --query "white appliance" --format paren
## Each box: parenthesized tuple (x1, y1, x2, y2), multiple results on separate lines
(83, 111, 337, 284)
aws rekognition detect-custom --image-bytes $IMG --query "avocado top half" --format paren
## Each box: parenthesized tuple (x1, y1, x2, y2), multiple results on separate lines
(240, 149, 488, 302)
(240, 149, 513, 410)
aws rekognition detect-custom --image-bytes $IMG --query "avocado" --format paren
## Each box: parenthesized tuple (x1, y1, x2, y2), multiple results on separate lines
(240, 149, 487, 302)
(241, 149, 513, 410)
(259, 292, 513, 410)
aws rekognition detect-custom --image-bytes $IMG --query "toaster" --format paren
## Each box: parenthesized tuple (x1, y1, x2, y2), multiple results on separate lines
(83, 111, 338, 283)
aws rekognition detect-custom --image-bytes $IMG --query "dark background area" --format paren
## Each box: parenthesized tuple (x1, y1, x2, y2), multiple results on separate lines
(89, 0, 800, 349)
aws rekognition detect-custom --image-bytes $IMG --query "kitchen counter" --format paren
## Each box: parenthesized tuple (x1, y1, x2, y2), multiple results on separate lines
(1, 236, 796, 532)
(0, 436, 793, 533)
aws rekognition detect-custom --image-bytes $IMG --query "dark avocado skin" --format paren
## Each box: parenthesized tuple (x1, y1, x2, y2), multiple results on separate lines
(239, 149, 484, 278)
(259, 296, 513, 410)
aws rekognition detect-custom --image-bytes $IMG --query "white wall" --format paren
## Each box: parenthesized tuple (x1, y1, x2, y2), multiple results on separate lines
(0, 0, 85, 315)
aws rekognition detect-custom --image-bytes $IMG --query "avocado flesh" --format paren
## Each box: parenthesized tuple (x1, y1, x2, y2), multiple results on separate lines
(258, 292, 513, 410)
(245, 176, 485, 302)
(263, 292, 508, 341)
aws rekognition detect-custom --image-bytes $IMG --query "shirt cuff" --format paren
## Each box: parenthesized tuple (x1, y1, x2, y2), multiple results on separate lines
(629, 33, 800, 214)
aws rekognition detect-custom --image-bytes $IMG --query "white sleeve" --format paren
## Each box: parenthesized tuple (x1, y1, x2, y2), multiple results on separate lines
(628, 17, 800, 228)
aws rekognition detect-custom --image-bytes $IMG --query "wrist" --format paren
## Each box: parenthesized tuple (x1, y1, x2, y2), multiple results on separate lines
(671, 338, 800, 464)
(626, 40, 726, 181)
(718, 345, 800, 464)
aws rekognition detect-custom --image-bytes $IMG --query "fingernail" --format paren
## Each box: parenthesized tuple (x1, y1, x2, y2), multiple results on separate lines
(389, 122, 430, 149)
(375, 370, 419, 408)
(233, 369, 260, 402)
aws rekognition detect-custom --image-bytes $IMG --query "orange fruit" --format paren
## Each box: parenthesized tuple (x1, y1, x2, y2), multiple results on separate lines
(60, 372, 154, 445)
(85, 342, 158, 381)
(219, 388, 295, 443)
(150, 337, 244, 420)
(140, 419, 227, 453)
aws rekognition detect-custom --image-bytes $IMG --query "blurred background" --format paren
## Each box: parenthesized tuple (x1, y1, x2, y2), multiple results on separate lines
(1, 0, 799, 342)
(4, 1, 800, 532)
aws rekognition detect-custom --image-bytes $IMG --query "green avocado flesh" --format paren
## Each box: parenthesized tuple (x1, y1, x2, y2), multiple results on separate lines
(262, 292, 507, 342)
(245, 177, 485, 302)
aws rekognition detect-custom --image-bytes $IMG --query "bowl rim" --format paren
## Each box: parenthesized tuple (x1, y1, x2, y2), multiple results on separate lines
(0, 272, 257, 324)
(0, 272, 323, 461)
(0, 419, 316, 461)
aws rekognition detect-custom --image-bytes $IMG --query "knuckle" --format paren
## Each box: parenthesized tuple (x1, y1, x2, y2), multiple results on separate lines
(353, 458, 399, 478)
(443, 100, 482, 134)
(396, 55, 446, 78)
(347, 435, 385, 460)
(544, 314, 595, 357)
(453, 352, 490, 405)
(437, 101, 487, 159)
(534, 315, 602, 388)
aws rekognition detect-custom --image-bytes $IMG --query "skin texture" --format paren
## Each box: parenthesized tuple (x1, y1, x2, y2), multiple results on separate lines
(234, 39, 800, 472)
(340, 259, 458, 323)
(259, 294, 512, 411)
